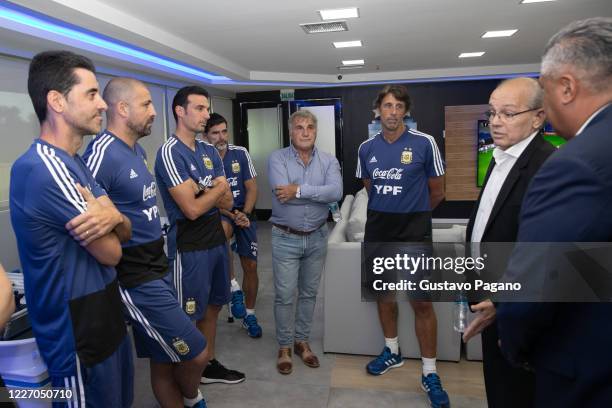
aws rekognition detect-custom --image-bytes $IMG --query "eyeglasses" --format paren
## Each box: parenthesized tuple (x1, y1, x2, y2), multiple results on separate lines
(484, 107, 541, 122)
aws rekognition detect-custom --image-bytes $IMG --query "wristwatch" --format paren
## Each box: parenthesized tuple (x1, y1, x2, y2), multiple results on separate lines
(296, 186, 301, 198)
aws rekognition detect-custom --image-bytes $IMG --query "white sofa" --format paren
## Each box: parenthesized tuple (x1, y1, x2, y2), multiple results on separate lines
(323, 190, 482, 361)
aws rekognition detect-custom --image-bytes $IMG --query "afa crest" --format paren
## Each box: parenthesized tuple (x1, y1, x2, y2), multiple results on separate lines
(203, 156, 213, 170)
(232, 161, 241, 173)
(172, 338, 190, 355)
(185, 299, 196, 315)
(401, 149, 413, 164)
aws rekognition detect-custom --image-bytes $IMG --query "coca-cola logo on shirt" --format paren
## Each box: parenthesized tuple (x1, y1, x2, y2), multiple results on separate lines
(142, 182, 157, 201)
(372, 168, 403, 180)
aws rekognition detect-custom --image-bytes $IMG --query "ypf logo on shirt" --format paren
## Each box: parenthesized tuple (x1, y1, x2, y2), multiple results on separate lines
(202, 155, 213, 170)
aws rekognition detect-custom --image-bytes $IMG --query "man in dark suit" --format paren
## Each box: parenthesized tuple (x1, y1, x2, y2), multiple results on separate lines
(462, 77, 556, 408)
(496, 17, 612, 408)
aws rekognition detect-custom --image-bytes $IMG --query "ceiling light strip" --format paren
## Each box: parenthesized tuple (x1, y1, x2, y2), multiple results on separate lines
(0, 3, 229, 81)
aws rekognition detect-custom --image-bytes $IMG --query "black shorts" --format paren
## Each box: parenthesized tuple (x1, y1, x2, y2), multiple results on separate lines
(363, 210, 433, 301)
(364, 209, 432, 243)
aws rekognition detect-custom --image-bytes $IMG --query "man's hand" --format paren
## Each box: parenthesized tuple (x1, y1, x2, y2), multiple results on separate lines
(462, 300, 496, 342)
(275, 184, 299, 203)
(66, 184, 122, 246)
(233, 210, 250, 228)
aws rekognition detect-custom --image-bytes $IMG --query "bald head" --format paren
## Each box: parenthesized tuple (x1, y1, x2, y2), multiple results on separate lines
(103, 77, 156, 139)
(495, 77, 543, 110)
(488, 77, 546, 150)
(103, 77, 147, 112)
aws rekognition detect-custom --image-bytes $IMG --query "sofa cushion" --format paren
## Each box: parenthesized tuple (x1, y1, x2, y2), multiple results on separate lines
(346, 188, 368, 242)
(432, 224, 467, 243)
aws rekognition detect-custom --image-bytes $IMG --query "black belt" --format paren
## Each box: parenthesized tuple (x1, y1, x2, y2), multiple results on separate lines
(272, 223, 321, 236)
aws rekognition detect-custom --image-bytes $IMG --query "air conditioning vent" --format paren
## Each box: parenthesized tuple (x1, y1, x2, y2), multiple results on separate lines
(300, 20, 348, 34)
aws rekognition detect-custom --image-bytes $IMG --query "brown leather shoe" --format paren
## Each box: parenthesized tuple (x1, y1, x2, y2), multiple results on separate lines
(277, 347, 292, 374)
(294, 341, 320, 368)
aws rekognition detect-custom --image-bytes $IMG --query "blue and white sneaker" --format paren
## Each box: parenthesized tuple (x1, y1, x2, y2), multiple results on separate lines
(242, 314, 262, 338)
(421, 373, 450, 408)
(366, 346, 404, 375)
(230, 290, 246, 319)
(186, 398, 207, 408)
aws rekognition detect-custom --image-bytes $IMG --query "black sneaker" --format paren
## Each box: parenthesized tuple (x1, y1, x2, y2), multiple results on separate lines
(201, 359, 246, 384)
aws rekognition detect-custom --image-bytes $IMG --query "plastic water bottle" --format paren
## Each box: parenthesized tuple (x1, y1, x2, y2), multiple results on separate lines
(329, 202, 342, 222)
(453, 294, 469, 332)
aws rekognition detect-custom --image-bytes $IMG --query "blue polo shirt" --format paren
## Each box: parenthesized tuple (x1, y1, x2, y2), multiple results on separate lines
(84, 130, 167, 287)
(154, 135, 226, 257)
(10, 139, 126, 377)
(222, 144, 257, 209)
(356, 128, 445, 214)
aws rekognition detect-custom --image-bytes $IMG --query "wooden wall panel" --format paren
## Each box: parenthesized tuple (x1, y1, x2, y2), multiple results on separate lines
(444, 105, 488, 201)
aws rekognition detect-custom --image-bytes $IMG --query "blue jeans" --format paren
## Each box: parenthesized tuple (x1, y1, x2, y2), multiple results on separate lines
(271, 224, 328, 347)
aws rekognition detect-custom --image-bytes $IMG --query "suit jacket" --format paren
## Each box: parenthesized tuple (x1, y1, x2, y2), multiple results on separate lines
(467, 134, 556, 243)
(497, 104, 612, 408)
(466, 134, 555, 408)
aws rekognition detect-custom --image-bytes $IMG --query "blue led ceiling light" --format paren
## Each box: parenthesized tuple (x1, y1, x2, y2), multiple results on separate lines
(0, 2, 535, 88)
(0, 2, 229, 82)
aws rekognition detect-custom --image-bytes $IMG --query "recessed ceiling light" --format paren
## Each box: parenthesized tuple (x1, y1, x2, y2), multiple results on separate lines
(482, 29, 518, 38)
(342, 59, 365, 66)
(319, 7, 359, 21)
(459, 52, 485, 58)
(521, 0, 557, 3)
(333, 40, 362, 48)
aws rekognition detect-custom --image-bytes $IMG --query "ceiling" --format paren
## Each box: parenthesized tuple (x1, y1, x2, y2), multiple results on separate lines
(3, 0, 612, 92)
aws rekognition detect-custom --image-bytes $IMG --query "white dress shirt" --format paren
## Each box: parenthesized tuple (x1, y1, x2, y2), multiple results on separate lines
(471, 132, 538, 243)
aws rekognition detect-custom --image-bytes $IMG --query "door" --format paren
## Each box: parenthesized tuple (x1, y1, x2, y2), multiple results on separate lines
(239, 102, 283, 211)
(290, 98, 343, 168)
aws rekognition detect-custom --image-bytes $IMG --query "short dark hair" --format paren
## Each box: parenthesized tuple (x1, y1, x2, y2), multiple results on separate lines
(27, 50, 96, 123)
(204, 112, 227, 134)
(172, 85, 209, 123)
(373, 85, 411, 112)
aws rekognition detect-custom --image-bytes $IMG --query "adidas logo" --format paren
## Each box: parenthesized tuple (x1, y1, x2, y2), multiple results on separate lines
(369, 156, 378, 163)
(129, 169, 138, 179)
(190, 164, 196, 171)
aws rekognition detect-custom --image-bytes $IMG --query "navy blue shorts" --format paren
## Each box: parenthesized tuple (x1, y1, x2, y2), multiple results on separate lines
(51, 335, 133, 408)
(221, 215, 258, 261)
(171, 244, 231, 321)
(119, 278, 206, 363)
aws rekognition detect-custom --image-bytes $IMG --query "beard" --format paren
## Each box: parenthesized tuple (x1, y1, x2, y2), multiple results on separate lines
(215, 142, 228, 152)
(128, 118, 153, 137)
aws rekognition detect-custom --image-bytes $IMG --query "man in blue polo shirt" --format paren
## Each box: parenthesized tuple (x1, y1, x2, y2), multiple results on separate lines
(84, 77, 208, 408)
(155, 86, 246, 385)
(203, 113, 262, 338)
(357, 85, 448, 408)
(10, 51, 133, 407)
(268, 110, 342, 374)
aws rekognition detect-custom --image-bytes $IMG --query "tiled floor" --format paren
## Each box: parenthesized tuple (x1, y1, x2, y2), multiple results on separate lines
(133, 222, 487, 407)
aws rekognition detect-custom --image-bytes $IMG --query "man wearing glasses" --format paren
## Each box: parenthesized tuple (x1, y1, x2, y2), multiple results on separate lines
(463, 77, 556, 408)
